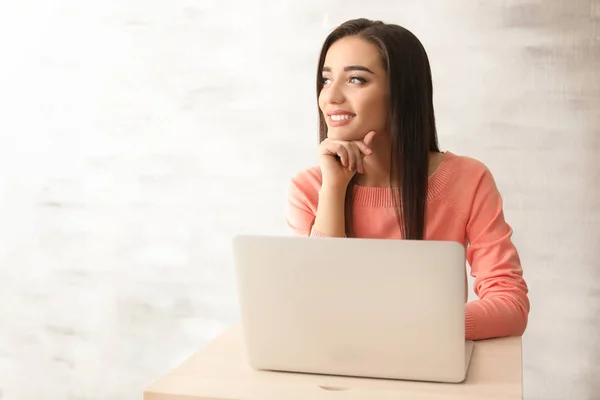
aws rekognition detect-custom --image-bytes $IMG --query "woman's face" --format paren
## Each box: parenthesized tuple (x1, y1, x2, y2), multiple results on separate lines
(319, 35, 389, 141)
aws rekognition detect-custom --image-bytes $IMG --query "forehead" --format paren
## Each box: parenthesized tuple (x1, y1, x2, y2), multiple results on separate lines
(323, 36, 383, 70)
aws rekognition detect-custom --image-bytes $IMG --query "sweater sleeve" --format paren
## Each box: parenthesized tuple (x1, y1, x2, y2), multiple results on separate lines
(464, 167, 530, 340)
(284, 171, 329, 237)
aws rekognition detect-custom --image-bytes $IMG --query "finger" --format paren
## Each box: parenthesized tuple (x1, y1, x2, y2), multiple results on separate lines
(343, 143, 356, 171)
(321, 141, 347, 164)
(342, 143, 358, 171)
(348, 143, 363, 173)
(336, 146, 349, 167)
(362, 130, 377, 147)
(354, 140, 373, 156)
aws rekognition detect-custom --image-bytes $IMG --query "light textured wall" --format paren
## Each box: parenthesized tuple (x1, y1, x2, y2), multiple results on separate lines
(0, 1, 598, 399)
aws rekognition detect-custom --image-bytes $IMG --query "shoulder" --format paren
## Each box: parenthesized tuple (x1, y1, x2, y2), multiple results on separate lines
(443, 151, 497, 190)
(285, 166, 322, 231)
(290, 165, 323, 190)
(446, 151, 492, 178)
(287, 165, 323, 209)
(436, 151, 504, 217)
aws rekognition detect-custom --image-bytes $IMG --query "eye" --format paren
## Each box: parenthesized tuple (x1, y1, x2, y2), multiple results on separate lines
(322, 76, 332, 85)
(349, 76, 366, 84)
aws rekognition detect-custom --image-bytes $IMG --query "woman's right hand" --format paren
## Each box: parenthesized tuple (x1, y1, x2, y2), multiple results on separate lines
(318, 130, 377, 189)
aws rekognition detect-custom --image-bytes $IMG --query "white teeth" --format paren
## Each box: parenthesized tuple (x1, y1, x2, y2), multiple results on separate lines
(331, 114, 354, 121)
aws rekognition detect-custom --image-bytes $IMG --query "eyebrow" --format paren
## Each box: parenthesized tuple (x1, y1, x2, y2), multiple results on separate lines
(322, 65, 375, 74)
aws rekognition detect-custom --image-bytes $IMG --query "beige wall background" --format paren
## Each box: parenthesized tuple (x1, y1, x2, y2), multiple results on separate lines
(0, 1, 598, 399)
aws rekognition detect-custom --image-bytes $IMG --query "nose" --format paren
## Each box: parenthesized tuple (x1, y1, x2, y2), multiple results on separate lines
(322, 80, 345, 105)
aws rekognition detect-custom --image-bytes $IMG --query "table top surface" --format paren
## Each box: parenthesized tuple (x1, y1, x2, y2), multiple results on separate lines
(144, 325, 523, 400)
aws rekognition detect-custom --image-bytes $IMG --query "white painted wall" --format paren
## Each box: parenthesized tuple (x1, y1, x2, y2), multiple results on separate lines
(0, 1, 598, 399)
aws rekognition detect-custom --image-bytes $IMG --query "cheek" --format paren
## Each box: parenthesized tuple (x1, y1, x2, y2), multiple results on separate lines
(318, 90, 326, 112)
(376, 97, 389, 125)
(359, 94, 388, 128)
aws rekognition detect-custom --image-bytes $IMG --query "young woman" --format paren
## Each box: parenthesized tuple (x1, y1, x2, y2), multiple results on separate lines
(285, 18, 530, 341)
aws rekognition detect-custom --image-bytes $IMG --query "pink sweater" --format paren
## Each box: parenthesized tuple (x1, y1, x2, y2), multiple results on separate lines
(285, 151, 529, 340)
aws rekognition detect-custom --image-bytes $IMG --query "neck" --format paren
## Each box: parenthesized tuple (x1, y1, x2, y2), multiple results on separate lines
(354, 135, 392, 187)
(354, 136, 444, 188)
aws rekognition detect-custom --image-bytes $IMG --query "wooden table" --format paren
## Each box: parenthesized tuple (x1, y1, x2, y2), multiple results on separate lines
(144, 325, 523, 399)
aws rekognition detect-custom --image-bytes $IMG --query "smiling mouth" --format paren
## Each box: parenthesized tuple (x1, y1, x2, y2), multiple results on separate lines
(327, 113, 356, 128)
(330, 114, 355, 121)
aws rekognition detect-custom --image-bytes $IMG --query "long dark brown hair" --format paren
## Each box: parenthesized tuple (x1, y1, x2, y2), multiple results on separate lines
(317, 18, 440, 240)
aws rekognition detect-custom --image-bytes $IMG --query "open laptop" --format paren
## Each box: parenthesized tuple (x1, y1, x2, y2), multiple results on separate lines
(232, 234, 474, 383)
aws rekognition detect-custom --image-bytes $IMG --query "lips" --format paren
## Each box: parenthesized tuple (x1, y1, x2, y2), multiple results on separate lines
(326, 111, 356, 127)
(328, 109, 355, 116)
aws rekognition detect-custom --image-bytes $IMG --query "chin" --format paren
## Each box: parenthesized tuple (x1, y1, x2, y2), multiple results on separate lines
(326, 126, 366, 141)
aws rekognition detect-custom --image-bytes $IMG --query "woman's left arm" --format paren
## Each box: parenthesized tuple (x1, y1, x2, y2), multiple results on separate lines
(465, 167, 530, 340)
